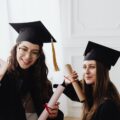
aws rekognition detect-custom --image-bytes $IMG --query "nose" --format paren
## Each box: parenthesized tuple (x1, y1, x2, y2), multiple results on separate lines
(24, 52, 32, 60)
(85, 68, 90, 74)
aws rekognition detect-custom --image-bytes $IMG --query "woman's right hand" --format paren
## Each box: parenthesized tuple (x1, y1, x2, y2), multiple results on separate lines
(64, 70, 79, 84)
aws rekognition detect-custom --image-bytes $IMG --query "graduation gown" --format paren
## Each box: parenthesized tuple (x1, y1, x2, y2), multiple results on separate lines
(55, 82, 120, 120)
(0, 73, 63, 120)
(92, 100, 120, 120)
(54, 81, 80, 102)
(0, 73, 26, 120)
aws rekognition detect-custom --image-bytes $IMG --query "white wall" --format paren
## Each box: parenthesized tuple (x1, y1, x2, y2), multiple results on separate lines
(0, 0, 11, 60)
(0, 0, 64, 82)
(60, 0, 120, 118)
(0, 0, 66, 115)
(0, 0, 120, 118)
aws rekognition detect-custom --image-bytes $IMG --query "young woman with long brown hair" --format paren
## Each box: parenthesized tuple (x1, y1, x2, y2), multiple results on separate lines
(63, 41, 120, 120)
(0, 21, 63, 120)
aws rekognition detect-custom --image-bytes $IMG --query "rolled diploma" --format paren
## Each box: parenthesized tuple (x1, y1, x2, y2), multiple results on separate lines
(38, 85, 65, 120)
(65, 64, 85, 102)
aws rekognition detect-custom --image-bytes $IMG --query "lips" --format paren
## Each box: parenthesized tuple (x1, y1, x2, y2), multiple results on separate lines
(21, 58, 31, 65)
(85, 76, 92, 79)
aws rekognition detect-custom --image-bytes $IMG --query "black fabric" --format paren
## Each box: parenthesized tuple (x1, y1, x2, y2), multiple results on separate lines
(92, 100, 120, 120)
(0, 73, 26, 120)
(9, 21, 56, 45)
(0, 73, 64, 120)
(53, 81, 80, 102)
(58, 81, 120, 120)
(84, 41, 120, 69)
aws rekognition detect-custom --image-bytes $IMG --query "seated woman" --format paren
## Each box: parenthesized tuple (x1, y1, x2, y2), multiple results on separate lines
(63, 41, 120, 120)
(0, 21, 63, 120)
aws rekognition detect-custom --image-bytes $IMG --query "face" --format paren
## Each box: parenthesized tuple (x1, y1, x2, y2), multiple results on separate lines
(83, 60, 96, 85)
(16, 41, 40, 69)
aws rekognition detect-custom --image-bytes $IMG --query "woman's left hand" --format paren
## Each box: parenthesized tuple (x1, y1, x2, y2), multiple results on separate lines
(48, 102, 59, 119)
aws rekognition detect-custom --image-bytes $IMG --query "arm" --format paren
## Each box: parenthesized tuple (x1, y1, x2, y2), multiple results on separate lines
(42, 82, 64, 120)
(47, 83, 64, 120)
(31, 81, 64, 120)
(53, 80, 83, 102)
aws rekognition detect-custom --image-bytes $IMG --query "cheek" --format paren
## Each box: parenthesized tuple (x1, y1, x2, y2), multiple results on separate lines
(83, 70, 96, 84)
(91, 71, 96, 83)
(16, 50, 20, 63)
(30, 58, 38, 65)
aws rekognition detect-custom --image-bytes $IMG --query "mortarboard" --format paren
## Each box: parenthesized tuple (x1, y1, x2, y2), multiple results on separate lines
(9, 21, 59, 71)
(84, 41, 120, 69)
(9, 21, 56, 45)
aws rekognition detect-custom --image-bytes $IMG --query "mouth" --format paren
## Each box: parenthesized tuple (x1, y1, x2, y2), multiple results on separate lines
(21, 59, 31, 66)
(85, 76, 92, 79)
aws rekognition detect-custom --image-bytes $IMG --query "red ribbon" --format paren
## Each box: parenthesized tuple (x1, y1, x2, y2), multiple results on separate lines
(44, 103, 52, 114)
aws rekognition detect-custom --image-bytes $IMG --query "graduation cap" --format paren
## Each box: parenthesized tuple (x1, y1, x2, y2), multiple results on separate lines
(9, 21, 59, 71)
(84, 41, 120, 69)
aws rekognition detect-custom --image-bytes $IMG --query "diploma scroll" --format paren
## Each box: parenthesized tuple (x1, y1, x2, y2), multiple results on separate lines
(65, 64, 85, 102)
(38, 85, 65, 120)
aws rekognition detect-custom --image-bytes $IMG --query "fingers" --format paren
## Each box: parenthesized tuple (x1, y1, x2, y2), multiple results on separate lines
(72, 71, 79, 80)
(47, 102, 59, 119)
(64, 70, 79, 83)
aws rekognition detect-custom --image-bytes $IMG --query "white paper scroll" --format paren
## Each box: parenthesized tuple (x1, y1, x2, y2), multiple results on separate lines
(38, 85, 65, 120)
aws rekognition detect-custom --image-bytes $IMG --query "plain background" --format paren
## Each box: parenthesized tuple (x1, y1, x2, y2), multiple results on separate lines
(0, 0, 120, 118)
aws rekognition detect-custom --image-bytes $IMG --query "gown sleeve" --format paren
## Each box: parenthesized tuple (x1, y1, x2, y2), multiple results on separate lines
(53, 80, 82, 102)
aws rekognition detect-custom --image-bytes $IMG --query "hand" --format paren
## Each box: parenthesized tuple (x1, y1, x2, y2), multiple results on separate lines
(48, 102, 59, 119)
(64, 70, 79, 84)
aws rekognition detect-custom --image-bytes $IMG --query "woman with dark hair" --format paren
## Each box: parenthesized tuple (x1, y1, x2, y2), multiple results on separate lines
(63, 41, 120, 120)
(0, 21, 63, 120)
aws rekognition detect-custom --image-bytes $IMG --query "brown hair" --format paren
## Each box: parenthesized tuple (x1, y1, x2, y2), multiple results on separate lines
(7, 43, 51, 99)
(82, 61, 120, 120)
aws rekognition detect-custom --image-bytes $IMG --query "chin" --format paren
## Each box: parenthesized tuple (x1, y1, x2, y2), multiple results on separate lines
(85, 80, 94, 85)
(19, 64, 31, 69)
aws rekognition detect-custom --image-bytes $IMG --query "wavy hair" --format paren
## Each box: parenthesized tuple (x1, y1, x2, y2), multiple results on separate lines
(7, 43, 51, 99)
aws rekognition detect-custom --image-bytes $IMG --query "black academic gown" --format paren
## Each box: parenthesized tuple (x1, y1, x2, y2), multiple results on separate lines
(60, 82, 120, 120)
(92, 100, 120, 120)
(0, 73, 26, 120)
(0, 73, 63, 120)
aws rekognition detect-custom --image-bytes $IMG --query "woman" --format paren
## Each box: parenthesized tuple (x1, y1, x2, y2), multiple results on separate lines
(0, 21, 63, 120)
(63, 41, 120, 120)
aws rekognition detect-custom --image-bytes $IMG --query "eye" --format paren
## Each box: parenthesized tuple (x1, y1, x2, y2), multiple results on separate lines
(19, 47, 28, 52)
(89, 65, 96, 69)
(83, 65, 86, 69)
(31, 51, 40, 56)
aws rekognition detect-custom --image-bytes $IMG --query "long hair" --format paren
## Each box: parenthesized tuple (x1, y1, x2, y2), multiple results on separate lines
(7, 43, 51, 99)
(82, 61, 120, 120)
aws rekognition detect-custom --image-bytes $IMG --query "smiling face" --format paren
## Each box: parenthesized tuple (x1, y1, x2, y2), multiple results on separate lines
(16, 41, 41, 69)
(83, 60, 97, 85)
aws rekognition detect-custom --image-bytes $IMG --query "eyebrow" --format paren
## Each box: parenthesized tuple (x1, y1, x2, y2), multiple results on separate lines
(83, 63, 96, 66)
(19, 45, 40, 51)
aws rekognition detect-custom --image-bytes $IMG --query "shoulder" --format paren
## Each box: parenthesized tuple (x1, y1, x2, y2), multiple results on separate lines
(0, 59, 8, 80)
(100, 100, 117, 111)
(47, 80, 52, 87)
(95, 100, 120, 120)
